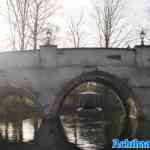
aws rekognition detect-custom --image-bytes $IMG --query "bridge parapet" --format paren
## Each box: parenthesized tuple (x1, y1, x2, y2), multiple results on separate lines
(57, 47, 135, 67)
(19, 45, 150, 69)
(0, 45, 149, 70)
(0, 50, 39, 69)
(135, 45, 150, 68)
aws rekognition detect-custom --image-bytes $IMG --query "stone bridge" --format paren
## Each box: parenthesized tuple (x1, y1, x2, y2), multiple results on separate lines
(0, 44, 150, 140)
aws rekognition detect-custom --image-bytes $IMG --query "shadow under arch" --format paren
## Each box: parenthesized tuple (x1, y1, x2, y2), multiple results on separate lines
(0, 86, 41, 109)
(53, 70, 143, 140)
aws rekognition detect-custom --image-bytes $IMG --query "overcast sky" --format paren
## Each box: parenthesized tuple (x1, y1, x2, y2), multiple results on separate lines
(61, 0, 150, 47)
(62, 0, 150, 26)
(0, 0, 150, 50)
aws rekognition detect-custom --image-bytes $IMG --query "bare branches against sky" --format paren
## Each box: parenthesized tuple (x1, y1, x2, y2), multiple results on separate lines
(0, 0, 150, 50)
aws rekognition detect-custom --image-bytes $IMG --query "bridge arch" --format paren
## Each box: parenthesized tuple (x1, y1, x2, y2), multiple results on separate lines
(53, 70, 142, 138)
(0, 86, 41, 110)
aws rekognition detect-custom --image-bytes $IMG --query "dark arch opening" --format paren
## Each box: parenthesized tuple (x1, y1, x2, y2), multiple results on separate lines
(0, 86, 43, 144)
(53, 71, 142, 141)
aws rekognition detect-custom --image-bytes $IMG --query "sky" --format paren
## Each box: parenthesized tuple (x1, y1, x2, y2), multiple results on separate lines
(61, 0, 150, 47)
(62, 0, 149, 26)
(0, 0, 150, 50)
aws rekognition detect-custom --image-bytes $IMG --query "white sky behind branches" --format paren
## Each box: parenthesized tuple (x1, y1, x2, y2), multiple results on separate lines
(0, 0, 149, 50)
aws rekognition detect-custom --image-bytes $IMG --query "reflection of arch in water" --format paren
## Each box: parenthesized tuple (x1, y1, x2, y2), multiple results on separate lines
(53, 71, 142, 139)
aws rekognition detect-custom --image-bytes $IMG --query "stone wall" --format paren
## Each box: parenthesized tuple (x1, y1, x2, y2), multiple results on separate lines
(0, 45, 149, 117)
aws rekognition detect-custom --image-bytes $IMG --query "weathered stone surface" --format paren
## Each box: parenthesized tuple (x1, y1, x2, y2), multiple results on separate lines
(0, 45, 149, 119)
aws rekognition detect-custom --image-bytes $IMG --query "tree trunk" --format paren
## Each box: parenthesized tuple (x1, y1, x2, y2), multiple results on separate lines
(33, 5, 39, 50)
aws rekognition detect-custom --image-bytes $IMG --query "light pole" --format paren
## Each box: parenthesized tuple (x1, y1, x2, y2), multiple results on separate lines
(46, 29, 51, 45)
(140, 28, 145, 46)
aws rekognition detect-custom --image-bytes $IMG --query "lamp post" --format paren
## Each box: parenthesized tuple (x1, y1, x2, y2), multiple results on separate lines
(140, 28, 145, 46)
(46, 29, 51, 45)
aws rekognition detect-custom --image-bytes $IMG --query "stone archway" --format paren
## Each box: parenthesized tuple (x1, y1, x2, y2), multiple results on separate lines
(0, 86, 41, 108)
(0, 86, 42, 143)
(52, 70, 142, 139)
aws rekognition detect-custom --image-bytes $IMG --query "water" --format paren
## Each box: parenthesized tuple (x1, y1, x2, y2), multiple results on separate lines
(0, 119, 41, 143)
(0, 114, 149, 150)
(0, 111, 123, 149)
(60, 108, 127, 150)
(61, 115, 106, 149)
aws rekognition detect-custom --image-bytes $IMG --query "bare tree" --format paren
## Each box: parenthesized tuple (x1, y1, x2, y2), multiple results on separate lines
(66, 13, 85, 48)
(6, 0, 59, 50)
(7, 0, 30, 50)
(92, 0, 130, 48)
(27, 0, 59, 50)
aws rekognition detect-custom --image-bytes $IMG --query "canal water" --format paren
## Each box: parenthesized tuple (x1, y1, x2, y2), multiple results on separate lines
(60, 109, 126, 150)
(0, 110, 126, 150)
(0, 114, 149, 150)
(60, 114, 106, 149)
(0, 119, 41, 142)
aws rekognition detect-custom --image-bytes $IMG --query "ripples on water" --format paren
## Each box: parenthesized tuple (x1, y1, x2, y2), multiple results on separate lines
(59, 102, 129, 150)
(61, 114, 107, 150)
(0, 115, 149, 150)
(0, 112, 122, 150)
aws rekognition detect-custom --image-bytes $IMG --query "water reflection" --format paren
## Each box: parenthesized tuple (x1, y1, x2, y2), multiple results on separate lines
(0, 116, 149, 150)
(60, 110, 126, 150)
(61, 114, 106, 149)
(0, 115, 108, 149)
(0, 119, 41, 142)
(0, 94, 42, 144)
